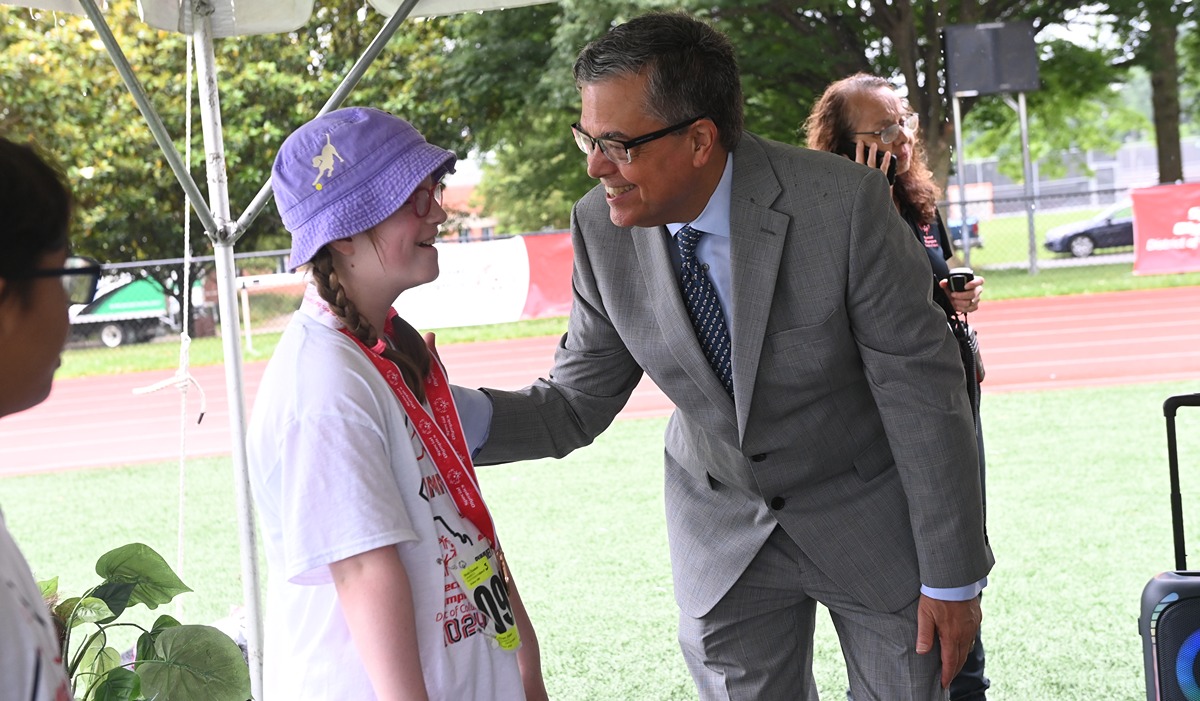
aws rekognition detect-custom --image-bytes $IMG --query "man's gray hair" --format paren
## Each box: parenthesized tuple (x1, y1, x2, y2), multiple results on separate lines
(573, 12, 744, 152)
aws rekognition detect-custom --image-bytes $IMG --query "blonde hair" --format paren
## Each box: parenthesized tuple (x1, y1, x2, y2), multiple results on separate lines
(310, 246, 432, 403)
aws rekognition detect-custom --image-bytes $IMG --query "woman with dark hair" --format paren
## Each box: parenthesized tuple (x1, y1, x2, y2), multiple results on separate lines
(0, 136, 99, 701)
(805, 74, 990, 701)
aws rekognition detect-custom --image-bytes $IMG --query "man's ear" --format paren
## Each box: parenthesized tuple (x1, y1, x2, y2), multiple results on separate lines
(690, 118, 720, 167)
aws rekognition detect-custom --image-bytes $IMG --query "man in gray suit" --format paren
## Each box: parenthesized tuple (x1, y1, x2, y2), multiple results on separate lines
(470, 11, 992, 700)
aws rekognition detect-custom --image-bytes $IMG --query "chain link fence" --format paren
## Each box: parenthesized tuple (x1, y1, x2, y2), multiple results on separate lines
(941, 186, 1135, 271)
(62, 190, 1147, 369)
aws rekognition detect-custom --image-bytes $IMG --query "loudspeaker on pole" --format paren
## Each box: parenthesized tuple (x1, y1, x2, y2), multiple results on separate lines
(943, 21, 1040, 96)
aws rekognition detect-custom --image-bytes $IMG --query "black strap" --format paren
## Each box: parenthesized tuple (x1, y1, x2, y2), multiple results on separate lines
(950, 315, 981, 422)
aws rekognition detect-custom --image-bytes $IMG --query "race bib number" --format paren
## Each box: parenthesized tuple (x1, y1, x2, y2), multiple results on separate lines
(448, 539, 519, 651)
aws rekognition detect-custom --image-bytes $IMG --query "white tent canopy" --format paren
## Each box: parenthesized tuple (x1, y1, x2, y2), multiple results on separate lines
(10, 0, 541, 34)
(4, 0, 549, 696)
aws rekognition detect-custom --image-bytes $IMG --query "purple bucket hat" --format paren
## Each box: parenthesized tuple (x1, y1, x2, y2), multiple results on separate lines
(272, 107, 457, 268)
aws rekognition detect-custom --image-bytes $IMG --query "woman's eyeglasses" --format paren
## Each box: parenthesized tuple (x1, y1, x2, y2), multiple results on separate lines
(854, 113, 919, 145)
(25, 256, 103, 305)
(405, 182, 446, 218)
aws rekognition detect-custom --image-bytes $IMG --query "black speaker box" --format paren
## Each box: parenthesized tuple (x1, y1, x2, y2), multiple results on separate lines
(943, 21, 1040, 96)
(1142, 395, 1200, 700)
(1142, 573, 1200, 700)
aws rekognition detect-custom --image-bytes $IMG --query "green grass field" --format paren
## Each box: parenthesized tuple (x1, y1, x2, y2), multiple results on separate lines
(4, 381, 1199, 699)
(25, 224, 1200, 697)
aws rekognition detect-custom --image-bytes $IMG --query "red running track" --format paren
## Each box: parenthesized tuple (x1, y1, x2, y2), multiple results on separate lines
(2, 286, 1197, 475)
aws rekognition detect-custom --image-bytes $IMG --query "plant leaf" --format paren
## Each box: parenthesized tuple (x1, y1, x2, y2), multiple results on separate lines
(37, 576, 59, 599)
(132, 614, 181, 662)
(91, 581, 137, 623)
(95, 543, 192, 610)
(150, 614, 182, 633)
(91, 647, 122, 684)
(75, 631, 105, 680)
(93, 667, 139, 701)
(135, 630, 158, 666)
(137, 625, 250, 701)
(135, 614, 181, 663)
(56, 597, 115, 628)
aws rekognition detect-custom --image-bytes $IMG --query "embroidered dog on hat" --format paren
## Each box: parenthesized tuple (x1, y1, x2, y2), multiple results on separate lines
(311, 134, 345, 190)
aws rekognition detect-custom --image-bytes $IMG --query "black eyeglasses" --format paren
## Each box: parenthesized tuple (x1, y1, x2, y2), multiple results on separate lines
(25, 256, 103, 305)
(854, 113, 919, 145)
(571, 115, 706, 165)
(404, 181, 446, 218)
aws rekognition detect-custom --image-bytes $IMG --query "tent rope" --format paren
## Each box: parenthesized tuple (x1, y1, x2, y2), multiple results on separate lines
(130, 31, 204, 618)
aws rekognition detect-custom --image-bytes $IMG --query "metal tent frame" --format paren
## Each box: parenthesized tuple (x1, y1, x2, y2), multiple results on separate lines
(5, 0, 548, 696)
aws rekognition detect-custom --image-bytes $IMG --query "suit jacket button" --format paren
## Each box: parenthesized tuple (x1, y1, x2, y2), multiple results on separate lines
(769, 496, 785, 510)
(751, 453, 767, 462)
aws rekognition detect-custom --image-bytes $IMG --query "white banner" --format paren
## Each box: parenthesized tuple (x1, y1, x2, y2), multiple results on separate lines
(394, 237, 532, 329)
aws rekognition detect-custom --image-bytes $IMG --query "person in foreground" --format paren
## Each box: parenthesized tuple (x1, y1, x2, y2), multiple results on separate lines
(805, 73, 991, 701)
(247, 107, 546, 701)
(465, 12, 991, 700)
(0, 136, 99, 701)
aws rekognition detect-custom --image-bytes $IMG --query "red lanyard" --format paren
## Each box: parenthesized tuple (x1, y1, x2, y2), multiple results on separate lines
(338, 315, 496, 546)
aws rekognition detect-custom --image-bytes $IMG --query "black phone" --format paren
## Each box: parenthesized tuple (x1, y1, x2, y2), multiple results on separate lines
(947, 267, 975, 292)
(838, 139, 898, 185)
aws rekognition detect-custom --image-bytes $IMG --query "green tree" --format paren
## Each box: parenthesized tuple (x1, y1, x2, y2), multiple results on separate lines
(1101, 0, 1196, 182)
(2, 6, 210, 332)
(437, 1, 634, 233)
(1184, 24, 1200, 135)
(426, 1, 1127, 232)
(963, 37, 1149, 183)
(838, 0, 1083, 185)
(974, 1, 1199, 186)
(4, 1, 1164, 246)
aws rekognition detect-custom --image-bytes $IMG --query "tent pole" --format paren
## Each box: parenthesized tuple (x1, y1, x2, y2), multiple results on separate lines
(73, 1, 264, 693)
(231, 0, 421, 244)
(191, 5, 265, 699)
(74, 0, 220, 237)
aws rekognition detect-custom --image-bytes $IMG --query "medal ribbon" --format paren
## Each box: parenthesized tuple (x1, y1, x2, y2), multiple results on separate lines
(338, 313, 496, 547)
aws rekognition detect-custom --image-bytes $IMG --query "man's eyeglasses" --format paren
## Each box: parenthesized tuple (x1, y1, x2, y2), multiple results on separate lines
(571, 115, 706, 165)
(25, 256, 103, 305)
(405, 181, 445, 218)
(854, 113, 919, 145)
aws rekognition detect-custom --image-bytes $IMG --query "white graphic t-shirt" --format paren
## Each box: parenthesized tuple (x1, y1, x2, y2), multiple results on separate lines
(246, 292, 523, 701)
(0, 511, 71, 701)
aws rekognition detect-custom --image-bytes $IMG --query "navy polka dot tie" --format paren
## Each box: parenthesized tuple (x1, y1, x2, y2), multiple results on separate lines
(676, 225, 734, 397)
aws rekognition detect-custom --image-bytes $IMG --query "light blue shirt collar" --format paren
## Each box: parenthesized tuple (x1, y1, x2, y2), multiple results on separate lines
(667, 152, 733, 239)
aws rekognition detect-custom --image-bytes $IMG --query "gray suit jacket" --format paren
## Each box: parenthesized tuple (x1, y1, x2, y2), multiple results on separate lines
(477, 133, 993, 618)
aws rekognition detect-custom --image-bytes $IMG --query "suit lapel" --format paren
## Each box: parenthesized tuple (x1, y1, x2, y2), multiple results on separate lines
(629, 134, 791, 431)
(728, 136, 790, 436)
(631, 225, 737, 412)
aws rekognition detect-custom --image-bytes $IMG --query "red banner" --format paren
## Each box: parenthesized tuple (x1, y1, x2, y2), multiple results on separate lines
(1132, 183, 1200, 275)
(520, 232, 574, 320)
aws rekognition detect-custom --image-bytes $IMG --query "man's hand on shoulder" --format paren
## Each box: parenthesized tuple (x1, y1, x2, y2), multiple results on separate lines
(915, 594, 982, 688)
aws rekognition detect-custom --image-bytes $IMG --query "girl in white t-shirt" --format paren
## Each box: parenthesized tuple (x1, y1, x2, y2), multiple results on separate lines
(248, 107, 547, 701)
(0, 137, 98, 701)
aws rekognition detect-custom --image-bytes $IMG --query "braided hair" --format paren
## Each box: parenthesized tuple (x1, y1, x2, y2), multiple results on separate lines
(309, 247, 432, 404)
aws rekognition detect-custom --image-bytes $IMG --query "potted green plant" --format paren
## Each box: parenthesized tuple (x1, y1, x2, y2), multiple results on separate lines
(39, 542, 250, 701)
